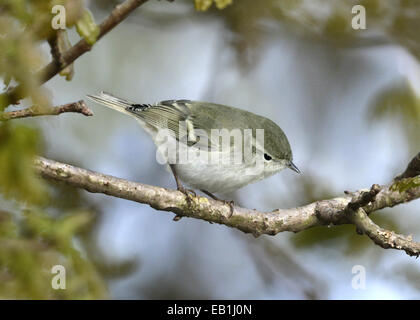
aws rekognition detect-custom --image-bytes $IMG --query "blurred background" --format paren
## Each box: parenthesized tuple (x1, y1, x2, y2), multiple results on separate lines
(1, 0, 420, 299)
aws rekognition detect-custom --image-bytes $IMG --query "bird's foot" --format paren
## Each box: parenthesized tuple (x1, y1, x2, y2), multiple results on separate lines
(173, 186, 196, 222)
(178, 185, 196, 201)
(224, 199, 235, 218)
(170, 165, 197, 221)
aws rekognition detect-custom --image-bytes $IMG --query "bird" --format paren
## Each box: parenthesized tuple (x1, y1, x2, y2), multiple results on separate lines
(87, 92, 300, 213)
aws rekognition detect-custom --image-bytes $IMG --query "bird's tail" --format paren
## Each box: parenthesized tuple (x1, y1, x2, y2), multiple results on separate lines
(86, 91, 134, 115)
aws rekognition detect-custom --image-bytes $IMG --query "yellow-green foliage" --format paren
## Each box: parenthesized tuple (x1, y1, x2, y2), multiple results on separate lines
(75, 9, 100, 46)
(0, 209, 108, 299)
(194, 0, 233, 11)
(0, 123, 46, 204)
(0, 0, 108, 299)
(0, 0, 85, 109)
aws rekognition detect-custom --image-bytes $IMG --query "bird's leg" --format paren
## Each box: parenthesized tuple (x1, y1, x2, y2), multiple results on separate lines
(170, 164, 196, 198)
(201, 189, 235, 217)
(169, 164, 197, 221)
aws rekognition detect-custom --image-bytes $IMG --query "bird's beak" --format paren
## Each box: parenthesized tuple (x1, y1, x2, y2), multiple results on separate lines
(288, 161, 301, 174)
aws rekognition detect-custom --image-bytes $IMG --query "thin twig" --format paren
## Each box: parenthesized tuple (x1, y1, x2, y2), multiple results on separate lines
(0, 100, 93, 120)
(48, 30, 74, 81)
(0, 0, 150, 106)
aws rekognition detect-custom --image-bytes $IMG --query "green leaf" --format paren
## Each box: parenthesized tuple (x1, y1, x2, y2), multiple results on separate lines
(0, 123, 47, 204)
(0, 208, 108, 299)
(194, 0, 233, 11)
(214, 0, 233, 10)
(75, 9, 100, 46)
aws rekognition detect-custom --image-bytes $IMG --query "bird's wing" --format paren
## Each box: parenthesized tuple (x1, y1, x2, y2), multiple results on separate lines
(127, 99, 215, 148)
(87, 92, 218, 149)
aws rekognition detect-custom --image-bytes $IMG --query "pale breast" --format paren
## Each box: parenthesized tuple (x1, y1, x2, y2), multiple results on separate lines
(154, 132, 286, 194)
(174, 161, 266, 194)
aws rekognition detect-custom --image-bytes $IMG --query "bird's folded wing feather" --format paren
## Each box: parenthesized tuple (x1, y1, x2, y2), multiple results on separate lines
(127, 100, 216, 149)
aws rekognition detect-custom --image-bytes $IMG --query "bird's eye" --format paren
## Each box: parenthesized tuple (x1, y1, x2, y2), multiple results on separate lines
(264, 153, 272, 161)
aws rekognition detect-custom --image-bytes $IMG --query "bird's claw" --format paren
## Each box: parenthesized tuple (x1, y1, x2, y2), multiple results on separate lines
(173, 186, 196, 222)
(224, 200, 235, 217)
(178, 186, 196, 202)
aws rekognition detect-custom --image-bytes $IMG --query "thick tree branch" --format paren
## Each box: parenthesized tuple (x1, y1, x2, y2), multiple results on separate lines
(0, 100, 92, 120)
(33, 154, 420, 256)
(1, 0, 149, 106)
